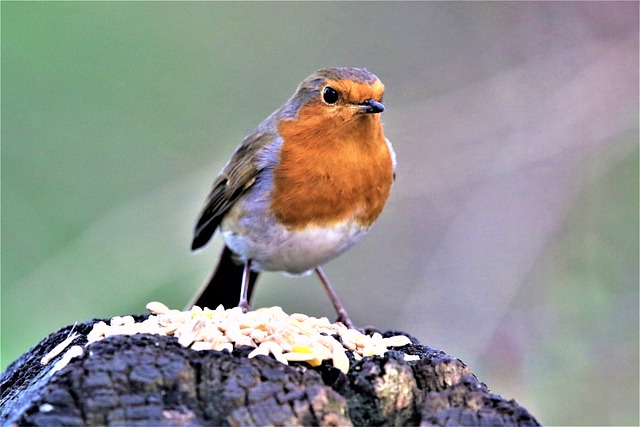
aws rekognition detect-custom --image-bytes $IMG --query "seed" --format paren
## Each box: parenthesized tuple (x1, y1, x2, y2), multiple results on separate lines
(214, 342, 234, 352)
(146, 301, 169, 315)
(80, 302, 416, 375)
(284, 352, 316, 362)
(383, 335, 412, 347)
(248, 343, 270, 358)
(50, 345, 84, 374)
(41, 330, 79, 365)
(332, 345, 350, 374)
(191, 341, 215, 351)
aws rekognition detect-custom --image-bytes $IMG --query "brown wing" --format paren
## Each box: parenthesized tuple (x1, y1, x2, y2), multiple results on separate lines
(191, 129, 275, 250)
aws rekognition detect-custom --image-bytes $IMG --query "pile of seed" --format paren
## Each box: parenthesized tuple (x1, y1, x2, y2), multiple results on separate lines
(85, 302, 414, 373)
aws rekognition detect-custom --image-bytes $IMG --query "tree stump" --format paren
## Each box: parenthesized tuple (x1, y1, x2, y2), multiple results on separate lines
(1, 317, 540, 426)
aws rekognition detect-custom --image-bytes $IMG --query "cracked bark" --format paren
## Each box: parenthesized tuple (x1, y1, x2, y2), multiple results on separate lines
(1, 319, 540, 426)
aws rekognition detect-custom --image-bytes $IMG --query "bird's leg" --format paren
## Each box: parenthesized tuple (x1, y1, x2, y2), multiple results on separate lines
(315, 267, 355, 329)
(238, 260, 252, 313)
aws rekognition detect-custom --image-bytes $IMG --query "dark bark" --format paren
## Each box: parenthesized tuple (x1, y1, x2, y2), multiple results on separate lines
(1, 319, 540, 426)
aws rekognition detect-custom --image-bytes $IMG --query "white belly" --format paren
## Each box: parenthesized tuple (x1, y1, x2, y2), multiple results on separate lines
(220, 216, 368, 274)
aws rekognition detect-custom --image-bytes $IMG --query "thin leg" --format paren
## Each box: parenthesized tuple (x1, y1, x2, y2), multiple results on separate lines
(186, 246, 260, 311)
(238, 260, 252, 312)
(315, 267, 355, 329)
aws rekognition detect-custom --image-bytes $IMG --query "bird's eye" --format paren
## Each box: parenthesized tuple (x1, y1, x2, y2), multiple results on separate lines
(322, 86, 339, 104)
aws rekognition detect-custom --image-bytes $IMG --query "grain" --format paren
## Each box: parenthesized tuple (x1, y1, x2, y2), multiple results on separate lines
(79, 303, 414, 374)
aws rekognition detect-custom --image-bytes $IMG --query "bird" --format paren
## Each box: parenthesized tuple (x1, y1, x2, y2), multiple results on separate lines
(187, 67, 395, 329)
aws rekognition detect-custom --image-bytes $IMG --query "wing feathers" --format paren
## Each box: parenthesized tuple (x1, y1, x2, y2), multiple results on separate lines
(191, 130, 275, 250)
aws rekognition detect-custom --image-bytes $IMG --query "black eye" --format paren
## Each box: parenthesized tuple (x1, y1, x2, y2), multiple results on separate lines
(322, 86, 339, 104)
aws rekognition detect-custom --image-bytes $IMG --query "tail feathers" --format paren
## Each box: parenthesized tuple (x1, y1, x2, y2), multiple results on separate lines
(186, 245, 260, 310)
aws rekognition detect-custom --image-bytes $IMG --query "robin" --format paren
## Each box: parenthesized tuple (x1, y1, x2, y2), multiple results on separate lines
(187, 67, 395, 329)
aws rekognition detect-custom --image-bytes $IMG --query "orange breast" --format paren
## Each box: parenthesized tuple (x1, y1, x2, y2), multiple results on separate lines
(270, 103, 394, 230)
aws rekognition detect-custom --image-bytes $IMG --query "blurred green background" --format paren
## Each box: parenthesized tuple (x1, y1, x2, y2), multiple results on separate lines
(2, 2, 638, 425)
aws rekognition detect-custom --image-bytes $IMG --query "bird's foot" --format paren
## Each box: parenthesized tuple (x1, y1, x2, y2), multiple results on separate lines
(238, 300, 251, 313)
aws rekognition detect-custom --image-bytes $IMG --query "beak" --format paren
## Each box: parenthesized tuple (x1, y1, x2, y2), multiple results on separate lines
(358, 99, 385, 114)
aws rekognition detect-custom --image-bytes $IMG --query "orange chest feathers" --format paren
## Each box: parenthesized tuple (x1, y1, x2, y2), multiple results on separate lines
(270, 110, 394, 230)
